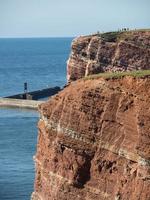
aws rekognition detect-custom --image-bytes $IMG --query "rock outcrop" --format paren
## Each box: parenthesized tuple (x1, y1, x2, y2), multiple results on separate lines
(32, 75, 150, 200)
(67, 30, 150, 82)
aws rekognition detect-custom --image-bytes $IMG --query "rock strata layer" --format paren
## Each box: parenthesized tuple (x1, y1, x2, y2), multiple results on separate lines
(67, 30, 150, 82)
(32, 76, 150, 200)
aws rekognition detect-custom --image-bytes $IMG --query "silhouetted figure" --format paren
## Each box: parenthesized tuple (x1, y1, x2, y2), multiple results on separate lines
(24, 82, 28, 99)
(24, 82, 28, 93)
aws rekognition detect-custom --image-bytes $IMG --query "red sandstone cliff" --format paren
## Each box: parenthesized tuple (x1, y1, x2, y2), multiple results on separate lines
(32, 75, 150, 200)
(67, 30, 150, 82)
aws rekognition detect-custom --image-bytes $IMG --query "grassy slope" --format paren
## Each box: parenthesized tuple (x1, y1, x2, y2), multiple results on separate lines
(99, 28, 150, 42)
(84, 70, 150, 80)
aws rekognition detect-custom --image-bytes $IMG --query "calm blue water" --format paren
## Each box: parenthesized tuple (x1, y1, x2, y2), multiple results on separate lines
(0, 38, 73, 200)
(0, 38, 72, 97)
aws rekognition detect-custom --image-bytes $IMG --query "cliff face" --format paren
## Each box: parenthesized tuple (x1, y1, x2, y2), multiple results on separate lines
(32, 76, 150, 200)
(67, 30, 150, 82)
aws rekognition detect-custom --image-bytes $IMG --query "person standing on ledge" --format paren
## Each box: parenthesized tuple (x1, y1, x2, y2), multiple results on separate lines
(24, 82, 28, 99)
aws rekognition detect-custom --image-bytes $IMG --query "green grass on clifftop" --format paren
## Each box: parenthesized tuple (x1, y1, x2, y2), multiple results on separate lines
(98, 28, 150, 42)
(84, 70, 150, 80)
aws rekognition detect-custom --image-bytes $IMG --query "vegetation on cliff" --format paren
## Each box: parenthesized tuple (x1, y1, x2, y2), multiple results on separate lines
(84, 69, 150, 80)
(100, 29, 150, 43)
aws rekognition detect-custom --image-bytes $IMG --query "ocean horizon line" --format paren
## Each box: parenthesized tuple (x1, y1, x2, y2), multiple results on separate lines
(0, 36, 75, 39)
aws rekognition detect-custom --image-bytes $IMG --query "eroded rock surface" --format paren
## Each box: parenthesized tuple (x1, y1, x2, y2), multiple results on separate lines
(67, 31, 150, 82)
(32, 76, 150, 200)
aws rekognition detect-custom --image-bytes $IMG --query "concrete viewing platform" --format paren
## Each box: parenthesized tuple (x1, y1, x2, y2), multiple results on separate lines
(0, 85, 61, 110)
(5, 86, 61, 100)
(0, 98, 44, 110)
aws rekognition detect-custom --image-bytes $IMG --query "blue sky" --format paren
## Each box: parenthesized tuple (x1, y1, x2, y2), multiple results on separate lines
(0, 0, 149, 37)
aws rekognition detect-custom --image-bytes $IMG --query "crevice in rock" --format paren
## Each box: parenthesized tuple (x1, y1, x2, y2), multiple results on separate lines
(73, 153, 94, 188)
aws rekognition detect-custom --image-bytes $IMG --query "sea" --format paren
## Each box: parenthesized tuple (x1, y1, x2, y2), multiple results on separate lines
(0, 38, 73, 200)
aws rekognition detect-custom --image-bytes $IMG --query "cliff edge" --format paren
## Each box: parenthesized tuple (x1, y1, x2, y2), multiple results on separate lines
(67, 30, 150, 82)
(32, 73, 150, 200)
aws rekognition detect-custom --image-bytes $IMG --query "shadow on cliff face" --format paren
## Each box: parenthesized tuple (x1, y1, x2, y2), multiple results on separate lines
(73, 153, 94, 188)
